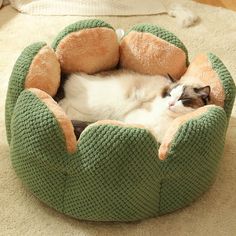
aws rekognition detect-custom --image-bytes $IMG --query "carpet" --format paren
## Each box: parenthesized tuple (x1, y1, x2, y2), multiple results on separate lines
(0, 0, 236, 235)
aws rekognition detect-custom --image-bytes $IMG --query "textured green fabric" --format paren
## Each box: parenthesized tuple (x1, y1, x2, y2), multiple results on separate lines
(10, 91, 228, 221)
(5, 20, 236, 221)
(5, 42, 46, 144)
(159, 107, 227, 214)
(51, 19, 114, 50)
(208, 53, 236, 118)
(129, 24, 189, 66)
(11, 90, 161, 221)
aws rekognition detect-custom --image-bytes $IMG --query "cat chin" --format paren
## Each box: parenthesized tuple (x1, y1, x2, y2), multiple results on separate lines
(166, 108, 181, 117)
(167, 107, 189, 117)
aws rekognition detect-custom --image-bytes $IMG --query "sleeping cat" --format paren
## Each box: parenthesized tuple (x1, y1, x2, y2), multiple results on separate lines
(58, 70, 210, 142)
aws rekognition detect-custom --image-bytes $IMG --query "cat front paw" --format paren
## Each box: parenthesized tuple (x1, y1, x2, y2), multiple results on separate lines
(158, 142, 169, 160)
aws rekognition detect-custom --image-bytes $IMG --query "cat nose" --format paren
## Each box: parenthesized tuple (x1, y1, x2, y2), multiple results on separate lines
(168, 101, 175, 107)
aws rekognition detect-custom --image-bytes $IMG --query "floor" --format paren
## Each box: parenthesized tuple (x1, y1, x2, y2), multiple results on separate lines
(195, 0, 236, 11)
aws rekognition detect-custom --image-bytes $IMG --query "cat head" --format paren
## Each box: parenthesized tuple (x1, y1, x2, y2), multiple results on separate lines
(162, 84, 211, 115)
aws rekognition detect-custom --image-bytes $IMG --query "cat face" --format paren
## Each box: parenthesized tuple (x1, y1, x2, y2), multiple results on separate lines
(162, 84, 211, 115)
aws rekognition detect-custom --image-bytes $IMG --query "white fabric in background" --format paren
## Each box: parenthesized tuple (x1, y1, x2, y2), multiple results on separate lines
(9, 0, 166, 16)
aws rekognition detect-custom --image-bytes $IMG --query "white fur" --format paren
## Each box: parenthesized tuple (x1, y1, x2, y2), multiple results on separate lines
(59, 70, 193, 143)
(168, 3, 198, 28)
(59, 70, 170, 122)
(124, 85, 194, 142)
(168, 84, 194, 114)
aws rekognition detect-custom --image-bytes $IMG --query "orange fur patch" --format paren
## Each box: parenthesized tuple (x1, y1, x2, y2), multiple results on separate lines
(25, 46, 60, 97)
(120, 31, 187, 79)
(29, 88, 77, 154)
(55, 27, 119, 74)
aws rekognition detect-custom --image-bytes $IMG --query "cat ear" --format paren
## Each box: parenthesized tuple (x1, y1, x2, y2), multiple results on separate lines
(167, 73, 175, 82)
(161, 86, 171, 97)
(194, 86, 211, 99)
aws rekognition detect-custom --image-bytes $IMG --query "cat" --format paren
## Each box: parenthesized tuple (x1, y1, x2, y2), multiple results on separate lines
(57, 70, 210, 142)
(123, 83, 210, 142)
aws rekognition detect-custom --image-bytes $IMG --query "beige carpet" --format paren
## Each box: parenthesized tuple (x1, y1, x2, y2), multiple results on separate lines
(0, 1, 236, 235)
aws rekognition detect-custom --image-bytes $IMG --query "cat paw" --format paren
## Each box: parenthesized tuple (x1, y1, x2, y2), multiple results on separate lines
(158, 142, 169, 160)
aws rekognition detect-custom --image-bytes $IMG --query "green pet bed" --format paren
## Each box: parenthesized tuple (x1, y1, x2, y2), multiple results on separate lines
(5, 19, 235, 221)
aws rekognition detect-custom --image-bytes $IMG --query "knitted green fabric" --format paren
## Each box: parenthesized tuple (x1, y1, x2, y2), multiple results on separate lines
(51, 19, 114, 50)
(10, 91, 227, 221)
(5, 42, 46, 144)
(208, 53, 236, 118)
(159, 107, 227, 214)
(5, 20, 236, 222)
(129, 24, 189, 66)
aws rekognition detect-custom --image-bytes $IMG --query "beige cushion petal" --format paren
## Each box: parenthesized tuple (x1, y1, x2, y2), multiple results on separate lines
(55, 27, 119, 74)
(158, 105, 216, 160)
(120, 31, 187, 80)
(25, 45, 61, 97)
(180, 54, 225, 107)
(29, 88, 77, 154)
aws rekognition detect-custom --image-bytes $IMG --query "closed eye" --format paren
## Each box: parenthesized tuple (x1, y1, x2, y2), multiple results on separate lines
(178, 97, 191, 102)
(180, 98, 192, 106)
